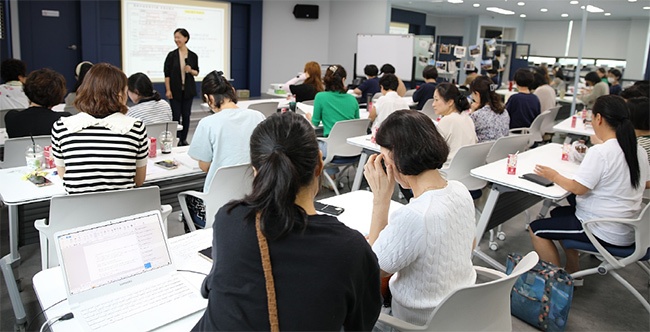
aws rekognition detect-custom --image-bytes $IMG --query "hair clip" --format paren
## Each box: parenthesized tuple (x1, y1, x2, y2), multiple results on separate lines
(490, 84, 498, 92)
(329, 65, 338, 73)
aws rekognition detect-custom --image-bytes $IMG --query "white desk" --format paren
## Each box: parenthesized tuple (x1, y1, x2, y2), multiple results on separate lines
(470, 143, 580, 271)
(33, 229, 213, 332)
(319, 190, 403, 236)
(552, 116, 594, 137)
(495, 89, 517, 103)
(346, 135, 380, 191)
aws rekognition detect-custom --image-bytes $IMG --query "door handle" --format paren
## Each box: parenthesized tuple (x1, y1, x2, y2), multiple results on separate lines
(67, 44, 77, 50)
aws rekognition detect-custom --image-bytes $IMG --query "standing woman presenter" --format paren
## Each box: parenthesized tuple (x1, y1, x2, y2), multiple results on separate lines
(164, 28, 199, 146)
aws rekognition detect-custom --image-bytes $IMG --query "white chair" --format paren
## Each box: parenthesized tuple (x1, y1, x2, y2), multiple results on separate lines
(0, 135, 52, 168)
(562, 202, 650, 313)
(420, 98, 436, 120)
(510, 110, 551, 147)
(34, 186, 172, 270)
(404, 89, 416, 97)
(249, 101, 279, 118)
(301, 99, 314, 106)
(178, 163, 254, 231)
(539, 105, 561, 139)
(319, 119, 371, 195)
(440, 141, 494, 191)
(377, 251, 539, 331)
(486, 134, 532, 164)
(146, 121, 179, 147)
(372, 92, 383, 101)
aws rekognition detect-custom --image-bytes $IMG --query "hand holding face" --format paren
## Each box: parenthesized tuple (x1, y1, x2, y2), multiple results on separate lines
(364, 154, 395, 203)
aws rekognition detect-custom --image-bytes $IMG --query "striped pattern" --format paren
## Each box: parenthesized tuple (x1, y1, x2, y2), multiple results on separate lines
(126, 99, 173, 126)
(51, 120, 149, 193)
(639, 136, 650, 166)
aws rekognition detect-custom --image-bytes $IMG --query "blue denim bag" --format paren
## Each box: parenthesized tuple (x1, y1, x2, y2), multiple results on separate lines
(506, 253, 575, 331)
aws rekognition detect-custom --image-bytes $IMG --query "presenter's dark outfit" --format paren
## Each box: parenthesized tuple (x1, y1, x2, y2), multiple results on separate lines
(164, 49, 199, 144)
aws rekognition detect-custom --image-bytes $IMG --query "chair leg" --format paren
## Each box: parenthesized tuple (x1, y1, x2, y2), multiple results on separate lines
(609, 271, 650, 313)
(322, 173, 340, 196)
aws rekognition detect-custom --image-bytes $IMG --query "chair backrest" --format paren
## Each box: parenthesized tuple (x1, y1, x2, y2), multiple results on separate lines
(1, 135, 52, 168)
(0, 108, 24, 128)
(249, 101, 279, 118)
(486, 134, 531, 164)
(203, 163, 254, 229)
(404, 89, 416, 97)
(323, 119, 371, 165)
(621, 202, 650, 266)
(372, 92, 383, 100)
(301, 99, 314, 106)
(34, 186, 164, 270)
(424, 251, 539, 331)
(527, 110, 551, 144)
(420, 98, 436, 120)
(540, 105, 561, 135)
(441, 141, 494, 191)
(146, 121, 179, 147)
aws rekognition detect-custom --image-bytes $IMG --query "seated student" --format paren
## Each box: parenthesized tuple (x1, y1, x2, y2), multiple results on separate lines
(469, 76, 510, 142)
(380, 63, 407, 97)
(530, 95, 650, 276)
(506, 69, 541, 129)
(627, 97, 650, 164)
(308, 64, 359, 138)
(365, 110, 476, 327)
(187, 71, 266, 229)
(353, 64, 380, 100)
(126, 72, 173, 125)
(433, 82, 477, 164)
(5, 68, 71, 138)
(288, 61, 324, 102)
(607, 68, 623, 96)
(579, 71, 609, 109)
(0, 59, 29, 110)
(192, 112, 381, 331)
(620, 85, 648, 100)
(532, 66, 557, 113)
(412, 65, 438, 110)
(370, 73, 410, 133)
(550, 66, 566, 95)
(64, 61, 93, 108)
(51, 63, 149, 194)
(596, 67, 609, 84)
(463, 68, 479, 87)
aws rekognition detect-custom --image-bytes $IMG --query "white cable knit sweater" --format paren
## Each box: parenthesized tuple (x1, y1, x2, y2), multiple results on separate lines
(372, 180, 477, 326)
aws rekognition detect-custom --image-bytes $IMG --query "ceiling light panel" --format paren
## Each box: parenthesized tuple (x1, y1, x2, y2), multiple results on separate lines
(486, 7, 515, 15)
(586, 5, 604, 13)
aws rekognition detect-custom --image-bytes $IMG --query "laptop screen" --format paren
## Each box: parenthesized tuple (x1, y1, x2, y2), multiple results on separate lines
(57, 212, 172, 295)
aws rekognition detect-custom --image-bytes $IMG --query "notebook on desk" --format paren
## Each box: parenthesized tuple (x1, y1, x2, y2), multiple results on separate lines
(54, 210, 206, 331)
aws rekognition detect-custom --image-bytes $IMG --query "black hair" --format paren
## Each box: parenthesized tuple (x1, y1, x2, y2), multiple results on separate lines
(593, 95, 641, 189)
(422, 65, 439, 80)
(620, 85, 648, 99)
(609, 68, 622, 81)
(24, 68, 67, 109)
(494, 50, 501, 57)
(627, 97, 649, 131)
(380, 63, 396, 75)
(236, 112, 320, 240)
(553, 66, 565, 80)
(585, 72, 601, 85)
(379, 73, 399, 91)
(128, 72, 161, 102)
(364, 64, 378, 77)
(597, 67, 607, 75)
(514, 68, 535, 88)
(201, 70, 238, 109)
(174, 28, 190, 42)
(323, 65, 347, 93)
(465, 68, 478, 76)
(375, 110, 449, 174)
(1, 59, 26, 83)
(435, 82, 470, 113)
(469, 76, 505, 114)
(73, 62, 93, 92)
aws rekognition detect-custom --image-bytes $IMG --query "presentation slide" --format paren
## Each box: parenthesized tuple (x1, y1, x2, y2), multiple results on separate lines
(121, 0, 230, 82)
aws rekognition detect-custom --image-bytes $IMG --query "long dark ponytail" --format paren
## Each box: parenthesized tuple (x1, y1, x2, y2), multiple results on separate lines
(593, 95, 641, 188)
(237, 112, 320, 240)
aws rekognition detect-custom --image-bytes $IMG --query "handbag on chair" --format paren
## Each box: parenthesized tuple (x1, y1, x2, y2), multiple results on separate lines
(506, 253, 575, 332)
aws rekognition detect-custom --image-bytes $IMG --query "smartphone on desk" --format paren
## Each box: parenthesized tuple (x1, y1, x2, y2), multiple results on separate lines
(314, 201, 345, 216)
(198, 247, 213, 262)
(28, 175, 52, 187)
(154, 160, 178, 170)
(520, 173, 554, 187)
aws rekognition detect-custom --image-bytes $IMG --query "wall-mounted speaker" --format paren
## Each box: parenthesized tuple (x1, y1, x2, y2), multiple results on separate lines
(293, 4, 318, 19)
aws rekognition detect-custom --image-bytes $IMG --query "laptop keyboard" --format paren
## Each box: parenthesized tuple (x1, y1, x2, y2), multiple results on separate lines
(79, 275, 194, 330)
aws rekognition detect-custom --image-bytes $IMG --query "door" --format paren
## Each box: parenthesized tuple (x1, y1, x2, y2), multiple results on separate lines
(19, 1, 81, 92)
(230, 3, 250, 91)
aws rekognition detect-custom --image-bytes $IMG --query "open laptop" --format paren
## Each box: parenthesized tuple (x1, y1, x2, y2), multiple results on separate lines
(54, 210, 207, 331)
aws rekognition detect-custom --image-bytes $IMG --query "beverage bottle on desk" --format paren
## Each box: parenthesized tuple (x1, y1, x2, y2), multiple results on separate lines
(367, 93, 373, 112)
(571, 115, 577, 128)
(149, 137, 157, 158)
(508, 81, 513, 91)
(159, 131, 173, 154)
(25, 144, 43, 171)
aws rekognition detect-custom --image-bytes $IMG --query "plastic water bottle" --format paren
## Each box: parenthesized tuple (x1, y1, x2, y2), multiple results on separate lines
(159, 131, 173, 154)
(26, 144, 44, 171)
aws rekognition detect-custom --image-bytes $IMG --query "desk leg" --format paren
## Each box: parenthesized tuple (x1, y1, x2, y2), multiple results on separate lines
(8, 204, 21, 265)
(351, 151, 369, 191)
(473, 186, 507, 272)
(1, 256, 27, 328)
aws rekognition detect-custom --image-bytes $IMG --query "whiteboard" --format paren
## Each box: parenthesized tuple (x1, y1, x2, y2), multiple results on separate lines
(121, 0, 231, 82)
(356, 34, 414, 80)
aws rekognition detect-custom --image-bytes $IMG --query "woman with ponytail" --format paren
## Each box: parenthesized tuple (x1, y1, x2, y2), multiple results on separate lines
(186, 70, 266, 229)
(126, 72, 173, 125)
(432, 82, 477, 164)
(468, 75, 510, 142)
(530, 95, 650, 275)
(192, 112, 381, 331)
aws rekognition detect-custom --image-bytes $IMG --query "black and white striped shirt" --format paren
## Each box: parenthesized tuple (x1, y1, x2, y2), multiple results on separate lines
(51, 112, 149, 193)
(126, 99, 173, 126)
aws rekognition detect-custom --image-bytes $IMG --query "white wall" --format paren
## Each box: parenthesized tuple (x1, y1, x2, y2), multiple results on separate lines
(426, 15, 466, 37)
(624, 18, 650, 80)
(523, 21, 570, 57)
(568, 20, 630, 59)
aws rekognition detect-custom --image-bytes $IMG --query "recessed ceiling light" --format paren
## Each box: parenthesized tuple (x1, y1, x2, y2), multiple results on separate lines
(540, 8, 548, 12)
(473, 3, 480, 7)
(520, 14, 526, 17)
(561, 13, 569, 17)
(644, 7, 650, 10)
(581, 6, 585, 9)
(586, 5, 604, 13)
(570, 0, 579, 4)
(486, 7, 516, 15)
(604, 12, 612, 16)
(628, 0, 637, 2)
(447, 0, 464, 3)
(517, 1, 525, 5)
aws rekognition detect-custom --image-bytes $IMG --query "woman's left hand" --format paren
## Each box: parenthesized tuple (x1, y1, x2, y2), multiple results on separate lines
(534, 164, 558, 182)
(364, 154, 395, 203)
